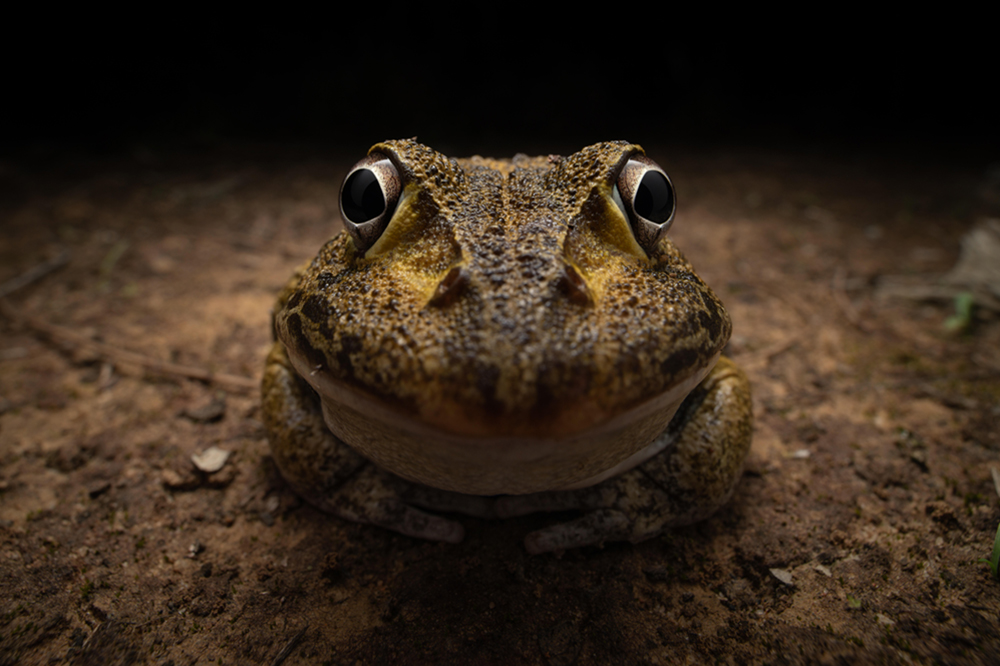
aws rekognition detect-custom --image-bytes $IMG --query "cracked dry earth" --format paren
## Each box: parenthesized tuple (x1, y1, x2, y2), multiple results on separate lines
(1, 145, 999, 665)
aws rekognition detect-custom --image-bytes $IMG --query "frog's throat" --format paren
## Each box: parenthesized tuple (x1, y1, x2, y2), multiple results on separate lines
(286, 347, 720, 495)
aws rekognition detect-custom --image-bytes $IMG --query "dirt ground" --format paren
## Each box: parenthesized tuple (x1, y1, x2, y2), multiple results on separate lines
(1, 142, 999, 665)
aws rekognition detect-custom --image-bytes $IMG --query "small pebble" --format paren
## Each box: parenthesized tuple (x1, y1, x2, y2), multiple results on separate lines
(770, 568, 794, 586)
(191, 446, 230, 473)
(182, 394, 227, 423)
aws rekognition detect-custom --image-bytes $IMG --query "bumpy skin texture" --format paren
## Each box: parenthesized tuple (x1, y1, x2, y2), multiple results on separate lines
(261, 140, 754, 552)
(276, 140, 729, 438)
(262, 342, 494, 544)
(495, 357, 752, 553)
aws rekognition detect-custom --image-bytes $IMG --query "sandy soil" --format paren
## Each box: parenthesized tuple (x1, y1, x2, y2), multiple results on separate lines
(1, 144, 999, 665)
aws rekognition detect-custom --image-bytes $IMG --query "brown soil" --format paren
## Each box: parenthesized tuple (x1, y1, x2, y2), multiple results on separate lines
(2, 144, 999, 665)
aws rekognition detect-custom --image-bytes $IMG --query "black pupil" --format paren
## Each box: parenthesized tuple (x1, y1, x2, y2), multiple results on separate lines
(342, 169, 386, 222)
(634, 171, 674, 224)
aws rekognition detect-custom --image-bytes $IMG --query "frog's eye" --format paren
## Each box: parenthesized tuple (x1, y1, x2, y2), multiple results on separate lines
(613, 155, 676, 253)
(339, 152, 402, 252)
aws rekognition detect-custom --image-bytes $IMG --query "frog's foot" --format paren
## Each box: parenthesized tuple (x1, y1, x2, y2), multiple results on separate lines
(496, 357, 753, 554)
(262, 342, 467, 543)
(320, 466, 468, 543)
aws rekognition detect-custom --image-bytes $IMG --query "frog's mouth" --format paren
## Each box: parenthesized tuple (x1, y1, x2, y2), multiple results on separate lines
(284, 344, 719, 495)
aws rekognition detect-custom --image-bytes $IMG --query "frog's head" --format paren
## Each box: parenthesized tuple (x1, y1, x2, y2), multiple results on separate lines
(275, 140, 731, 494)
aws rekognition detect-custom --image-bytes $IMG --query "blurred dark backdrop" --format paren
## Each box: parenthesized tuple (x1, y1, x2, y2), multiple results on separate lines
(3, 19, 994, 163)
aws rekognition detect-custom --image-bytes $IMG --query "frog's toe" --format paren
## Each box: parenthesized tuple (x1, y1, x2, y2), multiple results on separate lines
(523, 509, 632, 554)
(354, 498, 466, 543)
(318, 467, 468, 543)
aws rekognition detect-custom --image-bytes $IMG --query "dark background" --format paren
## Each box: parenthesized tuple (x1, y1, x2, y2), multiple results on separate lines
(2, 20, 994, 164)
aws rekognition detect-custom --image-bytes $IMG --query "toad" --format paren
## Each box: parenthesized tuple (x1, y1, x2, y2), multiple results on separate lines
(261, 140, 752, 553)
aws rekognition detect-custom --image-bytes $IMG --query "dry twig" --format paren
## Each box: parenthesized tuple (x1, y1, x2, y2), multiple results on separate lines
(832, 266, 871, 332)
(738, 337, 799, 369)
(270, 625, 308, 666)
(0, 299, 257, 392)
(1, 251, 257, 392)
(0, 250, 70, 298)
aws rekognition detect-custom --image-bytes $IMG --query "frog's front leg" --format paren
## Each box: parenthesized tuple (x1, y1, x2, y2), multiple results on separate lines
(496, 357, 753, 554)
(262, 342, 490, 543)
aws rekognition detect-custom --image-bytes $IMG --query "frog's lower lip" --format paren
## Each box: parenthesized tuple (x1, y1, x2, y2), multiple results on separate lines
(284, 344, 719, 495)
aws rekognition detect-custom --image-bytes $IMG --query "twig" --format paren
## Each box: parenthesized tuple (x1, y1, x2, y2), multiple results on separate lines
(832, 266, 871, 332)
(738, 337, 799, 369)
(270, 624, 308, 666)
(0, 250, 70, 298)
(756, 282, 812, 325)
(0, 299, 258, 393)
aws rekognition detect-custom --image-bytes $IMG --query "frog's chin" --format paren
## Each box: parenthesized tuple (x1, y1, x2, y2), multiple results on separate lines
(285, 345, 719, 495)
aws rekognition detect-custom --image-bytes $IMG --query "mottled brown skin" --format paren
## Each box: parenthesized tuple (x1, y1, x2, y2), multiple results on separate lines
(494, 356, 752, 553)
(261, 140, 753, 552)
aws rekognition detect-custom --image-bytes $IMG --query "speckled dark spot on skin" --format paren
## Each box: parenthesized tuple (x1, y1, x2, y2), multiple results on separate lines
(659, 347, 701, 382)
(335, 334, 362, 378)
(531, 360, 592, 421)
(316, 271, 337, 290)
(475, 362, 501, 410)
(697, 307, 725, 342)
(286, 312, 329, 372)
(285, 311, 303, 343)
(286, 290, 303, 311)
(301, 293, 330, 325)
(341, 335, 363, 355)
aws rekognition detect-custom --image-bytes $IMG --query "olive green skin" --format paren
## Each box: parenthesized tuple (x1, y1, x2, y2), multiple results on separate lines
(261, 140, 753, 552)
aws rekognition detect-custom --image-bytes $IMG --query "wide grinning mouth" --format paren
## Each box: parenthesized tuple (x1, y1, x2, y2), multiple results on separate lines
(282, 338, 721, 494)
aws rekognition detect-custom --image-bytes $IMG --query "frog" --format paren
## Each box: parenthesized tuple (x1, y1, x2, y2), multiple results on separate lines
(261, 139, 753, 554)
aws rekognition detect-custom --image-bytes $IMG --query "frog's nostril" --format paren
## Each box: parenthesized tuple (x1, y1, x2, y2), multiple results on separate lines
(557, 262, 592, 307)
(428, 266, 470, 308)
